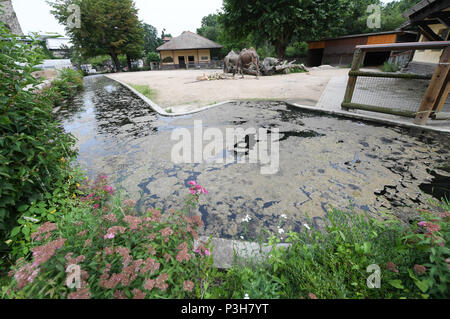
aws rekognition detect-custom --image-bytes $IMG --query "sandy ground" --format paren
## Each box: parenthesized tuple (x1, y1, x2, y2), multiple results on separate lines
(106, 67, 350, 112)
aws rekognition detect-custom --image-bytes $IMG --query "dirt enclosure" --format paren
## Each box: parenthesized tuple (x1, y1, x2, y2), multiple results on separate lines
(107, 67, 350, 112)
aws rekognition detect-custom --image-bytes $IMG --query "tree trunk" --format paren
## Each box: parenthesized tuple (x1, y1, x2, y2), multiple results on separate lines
(276, 42, 287, 61)
(126, 55, 132, 71)
(110, 50, 121, 72)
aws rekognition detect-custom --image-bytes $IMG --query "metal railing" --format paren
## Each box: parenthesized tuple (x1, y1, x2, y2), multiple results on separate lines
(342, 41, 450, 125)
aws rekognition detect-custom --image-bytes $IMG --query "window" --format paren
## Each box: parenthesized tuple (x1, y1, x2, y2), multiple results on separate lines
(162, 56, 173, 63)
(201, 56, 209, 61)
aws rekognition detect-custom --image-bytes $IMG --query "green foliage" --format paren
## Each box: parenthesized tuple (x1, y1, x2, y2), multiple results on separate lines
(3, 178, 214, 299)
(381, 61, 401, 73)
(48, 68, 84, 106)
(256, 44, 277, 60)
(147, 52, 160, 63)
(207, 0, 422, 59)
(197, 14, 220, 42)
(218, 205, 449, 299)
(143, 23, 163, 55)
(88, 55, 111, 70)
(48, 0, 145, 71)
(7, 168, 85, 261)
(130, 84, 157, 101)
(285, 42, 308, 59)
(0, 24, 78, 261)
(162, 56, 174, 63)
(210, 266, 282, 299)
(221, 0, 350, 59)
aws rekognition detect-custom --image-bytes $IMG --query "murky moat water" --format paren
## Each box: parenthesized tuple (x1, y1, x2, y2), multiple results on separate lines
(58, 75, 450, 240)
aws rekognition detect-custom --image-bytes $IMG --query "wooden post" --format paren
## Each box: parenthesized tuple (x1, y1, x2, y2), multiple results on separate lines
(414, 46, 450, 125)
(434, 75, 450, 114)
(342, 49, 366, 111)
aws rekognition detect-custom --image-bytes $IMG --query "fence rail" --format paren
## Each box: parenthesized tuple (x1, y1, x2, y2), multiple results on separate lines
(342, 41, 450, 125)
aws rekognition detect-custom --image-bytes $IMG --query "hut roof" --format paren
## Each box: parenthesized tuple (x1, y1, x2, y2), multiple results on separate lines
(157, 31, 222, 51)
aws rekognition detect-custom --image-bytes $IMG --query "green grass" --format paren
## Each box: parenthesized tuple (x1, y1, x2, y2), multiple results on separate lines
(129, 84, 158, 101)
(209, 201, 449, 299)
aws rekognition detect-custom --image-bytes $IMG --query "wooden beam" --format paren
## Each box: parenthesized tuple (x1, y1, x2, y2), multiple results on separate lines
(418, 23, 444, 41)
(436, 12, 450, 28)
(433, 73, 450, 114)
(414, 46, 450, 125)
(356, 41, 450, 52)
(342, 49, 365, 111)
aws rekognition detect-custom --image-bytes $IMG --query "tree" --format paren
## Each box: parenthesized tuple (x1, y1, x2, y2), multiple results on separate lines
(197, 14, 220, 42)
(338, 0, 422, 35)
(48, 0, 144, 72)
(221, 0, 351, 59)
(143, 23, 162, 54)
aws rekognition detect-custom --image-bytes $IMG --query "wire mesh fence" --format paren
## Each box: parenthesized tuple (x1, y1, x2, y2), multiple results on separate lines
(342, 42, 450, 124)
(351, 76, 450, 114)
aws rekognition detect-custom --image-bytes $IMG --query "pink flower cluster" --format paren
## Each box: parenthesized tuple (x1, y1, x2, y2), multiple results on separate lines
(31, 238, 66, 267)
(31, 222, 58, 241)
(104, 226, 126, 239)
(176, 242, 192, 262)
(188, 181, 208, 195)
(194, 243, 211, 257)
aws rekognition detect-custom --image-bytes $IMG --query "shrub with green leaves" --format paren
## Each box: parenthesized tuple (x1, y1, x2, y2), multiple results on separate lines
(147, 52, 160, 63)
(0, 24, 78, 254)
(266, 205, 449, 299)
(47, 68, 84, 107)
(3, 178, 214, 299)
(381, 61, 400, 72)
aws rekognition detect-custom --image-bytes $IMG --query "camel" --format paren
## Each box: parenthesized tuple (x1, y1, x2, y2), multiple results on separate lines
(223, 50, 239, 76)
(237, 47, 260, 79)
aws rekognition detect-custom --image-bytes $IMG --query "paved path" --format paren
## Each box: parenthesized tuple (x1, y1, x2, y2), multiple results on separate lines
(316, 74, 450, 131)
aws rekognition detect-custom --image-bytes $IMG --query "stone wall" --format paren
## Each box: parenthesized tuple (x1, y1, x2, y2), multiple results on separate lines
(0, 0, 23, 35)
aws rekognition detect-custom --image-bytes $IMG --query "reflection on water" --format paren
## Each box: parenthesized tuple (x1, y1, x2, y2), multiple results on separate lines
(60, 75, 450, 240)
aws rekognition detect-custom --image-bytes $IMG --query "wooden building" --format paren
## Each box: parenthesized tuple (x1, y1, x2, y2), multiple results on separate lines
(400, 0, 450, 75)
(307, 31, 417, 67)
(156, 31, 222, 69)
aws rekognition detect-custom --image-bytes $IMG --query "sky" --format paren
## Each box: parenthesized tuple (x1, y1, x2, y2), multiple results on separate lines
(12, 0, 396, 37)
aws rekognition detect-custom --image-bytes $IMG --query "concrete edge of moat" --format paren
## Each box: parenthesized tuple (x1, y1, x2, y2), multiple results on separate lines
(194, 236, 291, 269)
(106, 75, 450, 134)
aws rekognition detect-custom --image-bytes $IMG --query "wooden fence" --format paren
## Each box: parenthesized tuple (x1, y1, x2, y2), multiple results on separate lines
(342, 41, 450, 125)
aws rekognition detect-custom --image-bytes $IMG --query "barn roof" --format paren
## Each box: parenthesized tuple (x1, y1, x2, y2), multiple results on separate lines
(156, 31, 222, 51)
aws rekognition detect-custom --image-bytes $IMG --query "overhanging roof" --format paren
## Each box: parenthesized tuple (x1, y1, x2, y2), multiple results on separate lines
(157, 31, 222, 51)
(308, 30, 415, 43)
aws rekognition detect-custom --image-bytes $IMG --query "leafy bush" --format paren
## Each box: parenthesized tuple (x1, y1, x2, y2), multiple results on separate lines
(162, 56, 174, 63)
(211, 201, 449, 299)
(147, 52, 160, 63)
(256, 44, 276, 60)
(0, 24, 78, 257)
(88, 55, 111, 70)
(285, 41, 308, 59)
(48, 68, 84, 106)
(381, 61, 400, 72)
(3, 178, 214, 299)
(266, 205, 449, 299)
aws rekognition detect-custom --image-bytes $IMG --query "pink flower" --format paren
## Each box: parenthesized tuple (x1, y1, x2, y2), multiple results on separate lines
(413, 264, 427, 276)
(104, 233, 115, 239)
(183, 280, 194, 292)
(188, 181, 197, 186)
(190, 189, 196, 195)
(202, 187, 208, 194)
(105, 186, 114, 194)
(386, 262, 398, 273)
(93, 204, 99, 209)
(418, 221, 427, 227)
